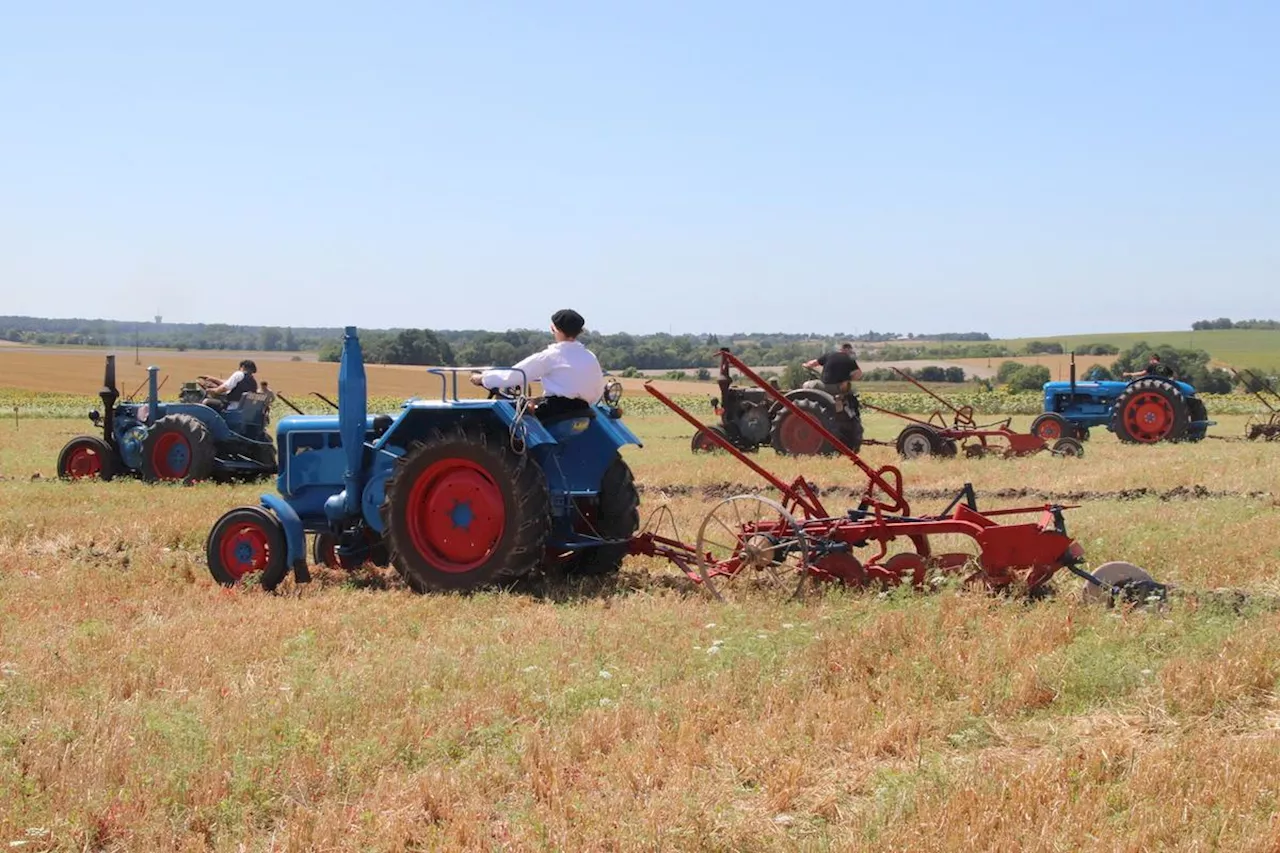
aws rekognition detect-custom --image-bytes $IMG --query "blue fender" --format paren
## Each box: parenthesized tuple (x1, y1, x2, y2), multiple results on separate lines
(260, 493, 311, 584)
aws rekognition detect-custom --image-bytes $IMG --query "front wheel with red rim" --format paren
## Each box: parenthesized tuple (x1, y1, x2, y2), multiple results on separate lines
(206, 506, 288, 589)
(691, 426, 729, 453)
(1030, 413, 1070, 442)
(56, 435, 116, 481)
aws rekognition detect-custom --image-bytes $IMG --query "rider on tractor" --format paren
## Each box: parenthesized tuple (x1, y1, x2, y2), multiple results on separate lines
(469, 309, 605, 423)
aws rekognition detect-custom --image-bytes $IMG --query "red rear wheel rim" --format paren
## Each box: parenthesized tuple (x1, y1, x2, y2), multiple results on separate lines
(219, 522, 271, 580)
(66, 445, 102, 478)
(1037, 419, 1062, 440)
(780, 414, 826, 455)
(152, 431, 192, 478)
(1123, 393, 1174, 442)
(406, 459, 506, 573)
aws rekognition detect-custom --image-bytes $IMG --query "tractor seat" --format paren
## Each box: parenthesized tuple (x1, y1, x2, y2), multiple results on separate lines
(534, 397, 595, 442)
(229, 392, 270, 428)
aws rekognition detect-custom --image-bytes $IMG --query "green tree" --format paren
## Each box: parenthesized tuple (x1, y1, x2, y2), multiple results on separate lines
(781, 361, 810, 390)
(1005, 365, 1050, 392)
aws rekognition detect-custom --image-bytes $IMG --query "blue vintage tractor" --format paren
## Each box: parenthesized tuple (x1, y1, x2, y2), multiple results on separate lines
(55, 355, 279, 483)
(204, 326, 642, 593)
(1030, 355, 1214, 444)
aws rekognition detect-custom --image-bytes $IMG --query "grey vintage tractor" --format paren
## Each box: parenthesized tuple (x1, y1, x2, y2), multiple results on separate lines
(691, 358, 864, 455)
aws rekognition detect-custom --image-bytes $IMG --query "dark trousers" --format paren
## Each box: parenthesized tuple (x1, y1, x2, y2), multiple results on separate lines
(535, 396, 592, 424)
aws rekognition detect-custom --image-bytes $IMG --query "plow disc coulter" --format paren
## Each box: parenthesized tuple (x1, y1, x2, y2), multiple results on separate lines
(635, 349, 1159, 605)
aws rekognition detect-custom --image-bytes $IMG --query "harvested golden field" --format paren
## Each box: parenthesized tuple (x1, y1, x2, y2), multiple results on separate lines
(0, 347, 708, 401)
(3, 398, 1280, 852)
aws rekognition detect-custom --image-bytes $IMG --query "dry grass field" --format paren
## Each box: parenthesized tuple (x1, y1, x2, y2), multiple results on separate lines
(3, 373, 1280, 852)
(0, 347, 715, 401)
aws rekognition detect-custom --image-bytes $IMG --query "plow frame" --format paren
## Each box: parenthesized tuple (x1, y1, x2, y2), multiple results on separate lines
(862, 367, 1060, 458)
(1230, 367, 1280, 441)
(631, 349, 1091, 595)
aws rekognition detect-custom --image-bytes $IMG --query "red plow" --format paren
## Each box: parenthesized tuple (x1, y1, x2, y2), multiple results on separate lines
(861, 367, 1084, 459)
(631, 349, 1160, 605)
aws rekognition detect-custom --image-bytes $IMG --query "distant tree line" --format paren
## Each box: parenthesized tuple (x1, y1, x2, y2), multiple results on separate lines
(317, 328, 1001, 372)
(0, 316, 331, 352)
(1191, 317, 1280, 331)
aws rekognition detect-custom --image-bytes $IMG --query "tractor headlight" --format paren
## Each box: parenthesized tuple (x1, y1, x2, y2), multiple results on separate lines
(89, 409, 100, 424)
(603, 379, 623, 406)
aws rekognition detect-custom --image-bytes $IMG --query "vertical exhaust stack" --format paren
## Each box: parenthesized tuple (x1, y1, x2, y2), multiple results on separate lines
(146, 366, 160, 424)
(99, 355, 119, 443)
(338, 326, 366, 518)
(1070, 351, 1077, 396)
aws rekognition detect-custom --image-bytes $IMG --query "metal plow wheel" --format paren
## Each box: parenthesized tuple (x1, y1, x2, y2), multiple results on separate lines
(696, 495, 809, 602)
(1080, 560, 1164, 607)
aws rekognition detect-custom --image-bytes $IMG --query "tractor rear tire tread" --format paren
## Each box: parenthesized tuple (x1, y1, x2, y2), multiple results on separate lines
(142, 414, 216, 483)
(380, 423, 551, 593)
(770, 398, 838, 456)
(1111, 378, 1189, 444)
(572, 455, 641, 576)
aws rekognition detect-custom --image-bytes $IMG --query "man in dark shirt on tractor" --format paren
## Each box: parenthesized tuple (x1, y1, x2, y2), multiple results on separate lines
(803, 343, 863, 408)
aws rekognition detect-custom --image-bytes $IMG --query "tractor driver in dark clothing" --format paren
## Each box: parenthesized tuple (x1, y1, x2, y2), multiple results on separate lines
(1123, 354, 1168, 379)
(199, 359, 259, 412)
(804, 343, 862, 392)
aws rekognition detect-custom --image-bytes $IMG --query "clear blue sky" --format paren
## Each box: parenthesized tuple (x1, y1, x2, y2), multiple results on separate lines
(2, 1, 1276, 338)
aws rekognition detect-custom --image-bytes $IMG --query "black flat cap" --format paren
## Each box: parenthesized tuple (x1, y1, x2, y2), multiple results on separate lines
(551, 309, 585, 336)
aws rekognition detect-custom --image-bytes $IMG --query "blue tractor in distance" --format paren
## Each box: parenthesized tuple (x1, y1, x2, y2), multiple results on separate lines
(56, 355, 279, 483)
(1030, 354, 1213, 445)
(204, 326, 642, 593)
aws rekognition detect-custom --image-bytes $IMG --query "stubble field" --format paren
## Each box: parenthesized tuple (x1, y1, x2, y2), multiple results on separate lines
(2, 355, 1280, 851)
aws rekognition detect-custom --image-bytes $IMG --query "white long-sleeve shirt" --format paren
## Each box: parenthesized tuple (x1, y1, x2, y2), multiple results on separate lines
(481, 340, 605, 402)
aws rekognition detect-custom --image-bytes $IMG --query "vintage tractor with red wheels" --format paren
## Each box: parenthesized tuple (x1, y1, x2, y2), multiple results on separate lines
(205, 327, 641, 592)
(691, 360, 863, 455)
(56, 355, 279, 484)
(1032, 353, 1214, 445)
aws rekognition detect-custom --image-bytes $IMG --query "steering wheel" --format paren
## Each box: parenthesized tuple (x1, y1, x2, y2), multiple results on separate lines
(487, 385, 522, 400)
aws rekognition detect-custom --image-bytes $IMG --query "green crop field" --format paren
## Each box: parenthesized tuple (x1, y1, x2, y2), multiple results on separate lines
(996, 329, 1280, 372)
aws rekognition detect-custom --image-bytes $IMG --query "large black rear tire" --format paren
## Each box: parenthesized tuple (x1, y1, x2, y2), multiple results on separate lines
(573, 455, 641, 576)
(1183, 398, 1209, 442)
(1112, 379, 1189, 444)
(142, 414, 215, 483)
(381, 424, 551, 593)
(770, 398, 838, 455)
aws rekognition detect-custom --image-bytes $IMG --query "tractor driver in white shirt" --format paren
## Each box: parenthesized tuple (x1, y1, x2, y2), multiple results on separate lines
(470, 309, 605, 423)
